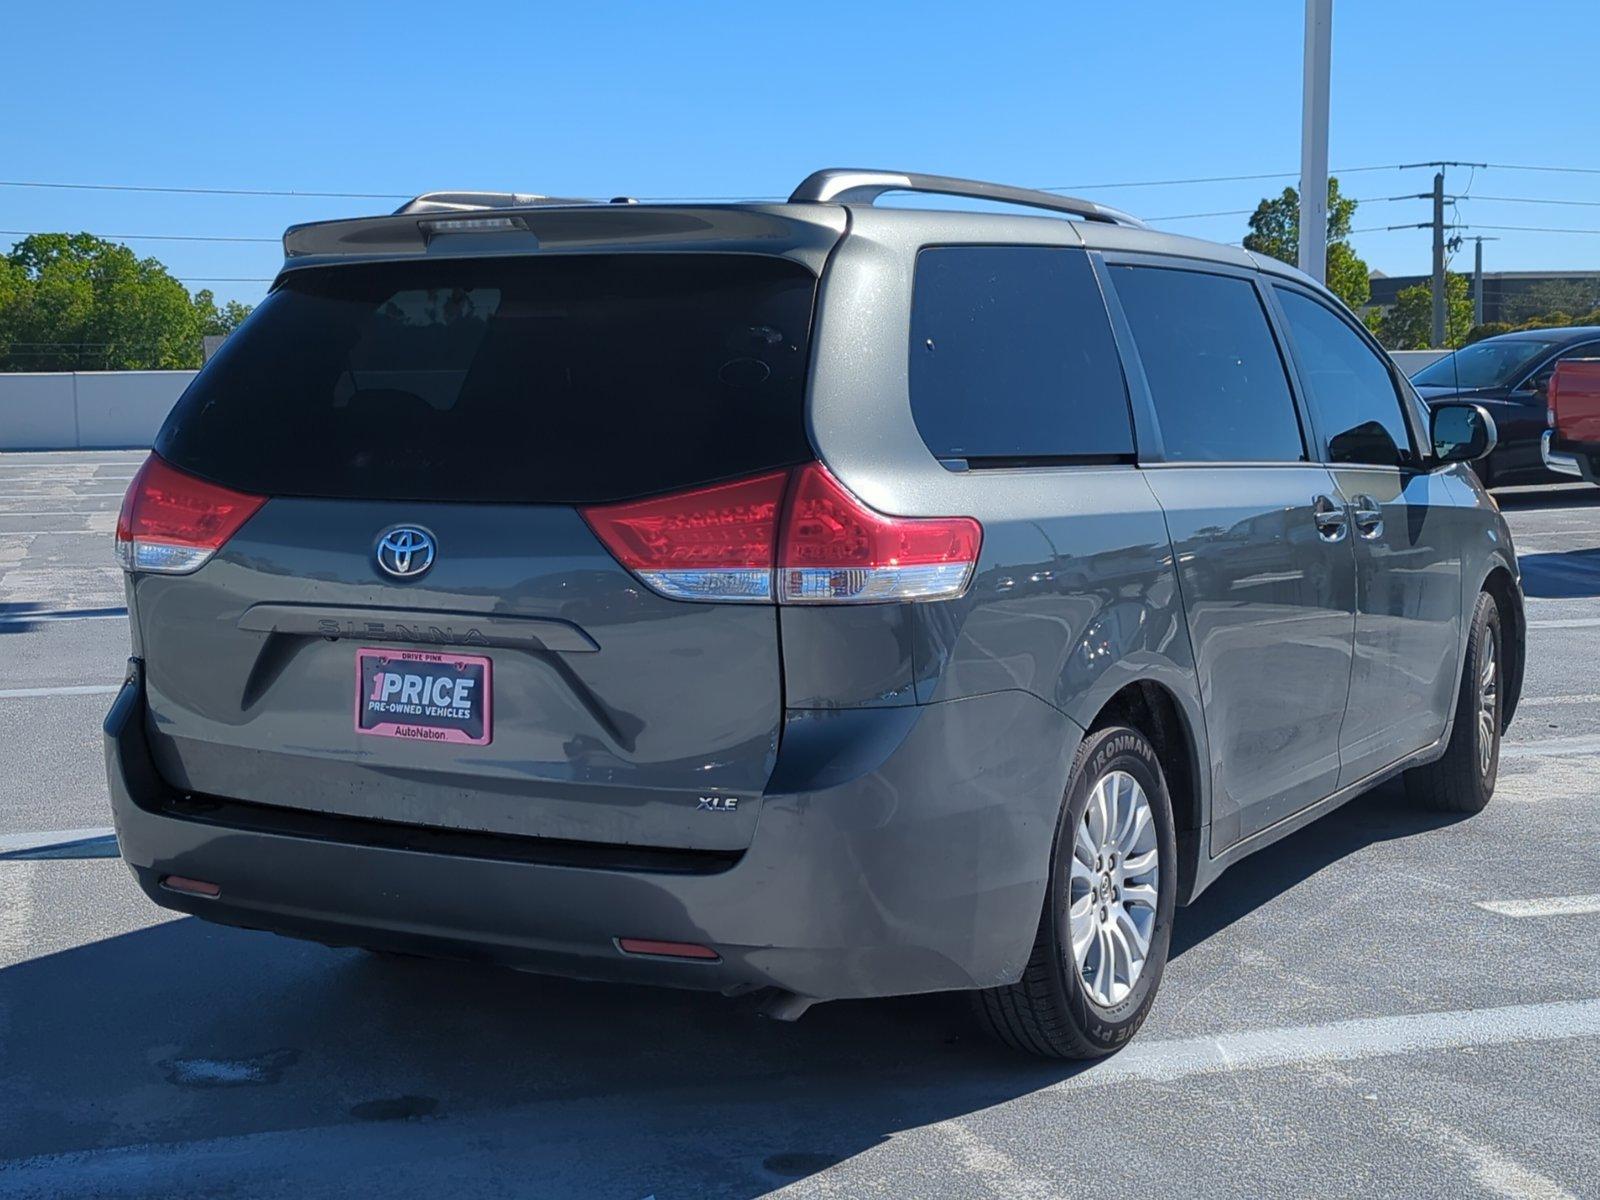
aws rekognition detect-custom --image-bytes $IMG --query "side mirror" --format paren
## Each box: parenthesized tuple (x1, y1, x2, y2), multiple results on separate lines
(1432, 402, 1498, 464)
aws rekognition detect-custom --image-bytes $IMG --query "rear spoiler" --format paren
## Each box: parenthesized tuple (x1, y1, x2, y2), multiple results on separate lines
(278, 202, 847, 277)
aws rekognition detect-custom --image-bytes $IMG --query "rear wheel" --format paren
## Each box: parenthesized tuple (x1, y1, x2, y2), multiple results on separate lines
(974, 725, 1177, 1058)
(1405, 590, 1502, 813)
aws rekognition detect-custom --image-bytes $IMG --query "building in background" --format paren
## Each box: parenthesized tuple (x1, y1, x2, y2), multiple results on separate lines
(1368, 270, 1600, 326)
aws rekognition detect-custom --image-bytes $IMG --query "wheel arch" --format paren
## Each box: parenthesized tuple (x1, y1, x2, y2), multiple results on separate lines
(1085, 678, 1207, 905)
(1480, 563, 1524, 729)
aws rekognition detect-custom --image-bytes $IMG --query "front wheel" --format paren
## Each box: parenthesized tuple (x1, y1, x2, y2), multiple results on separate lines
(1404, 590, 1502, 813)
(974, 724, 1177, 1058)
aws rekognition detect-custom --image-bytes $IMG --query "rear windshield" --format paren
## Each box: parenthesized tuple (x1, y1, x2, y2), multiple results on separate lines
(157, 254, 818, 503)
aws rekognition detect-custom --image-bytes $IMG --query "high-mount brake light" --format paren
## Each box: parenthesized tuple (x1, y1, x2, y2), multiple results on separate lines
(421, 216, 527, 235)
(583, 464, 981, 605)
(114, 455, 266, 575)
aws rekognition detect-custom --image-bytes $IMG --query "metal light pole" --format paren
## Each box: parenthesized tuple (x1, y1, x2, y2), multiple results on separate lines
(1298, 0, 1333, 283)
(1471, 236, 1499, 326)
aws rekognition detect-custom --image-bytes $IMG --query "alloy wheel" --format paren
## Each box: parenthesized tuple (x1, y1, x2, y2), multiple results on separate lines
(1477, 635, 1499, 777)
(1068, 769, 1161, 1007)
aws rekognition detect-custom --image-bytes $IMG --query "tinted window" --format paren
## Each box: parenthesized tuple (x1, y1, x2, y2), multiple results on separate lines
(1108, 266, 1303, 463)
(1411, 338, 1557, 389)
(157, 254, 817, 503)
(1275, 289, 1413, 467)
(909, 246, 1132, 461)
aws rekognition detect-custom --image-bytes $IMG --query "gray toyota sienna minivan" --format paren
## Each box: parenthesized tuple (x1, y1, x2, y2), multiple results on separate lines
(105, 169, 1524, 1058)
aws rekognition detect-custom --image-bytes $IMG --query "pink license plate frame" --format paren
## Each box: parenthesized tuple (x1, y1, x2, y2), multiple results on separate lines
(354, 648, 493, 746)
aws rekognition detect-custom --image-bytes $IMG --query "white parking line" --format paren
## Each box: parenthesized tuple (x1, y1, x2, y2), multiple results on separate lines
(0, 529, 108, 537)
(1047, 998, 1600, 1091)
(0, 492, 130, 499)
(0, 510, 119, 517)
(1526, 618, 1600, 630)
(1475, 895, 1600, 919)
(0, 684, 120, 700)
(1501, 736, 1600, 760)
(0, 827, 118, 854)
(1518, 693, 1600, 707)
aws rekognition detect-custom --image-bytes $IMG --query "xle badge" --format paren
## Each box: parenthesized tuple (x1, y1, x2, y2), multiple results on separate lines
(697, 796, 739, 812)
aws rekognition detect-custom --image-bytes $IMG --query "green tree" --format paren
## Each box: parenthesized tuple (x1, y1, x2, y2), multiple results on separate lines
(0, 233, 252, 371)
(192, 288, 255, 338)
(1244, 178, 1371, 311)
(1502, 279, 1600, 325)
(1374, 272, 1474, 350)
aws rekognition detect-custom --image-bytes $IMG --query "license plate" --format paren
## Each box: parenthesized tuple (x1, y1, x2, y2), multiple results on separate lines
(355, 648, 492, 746)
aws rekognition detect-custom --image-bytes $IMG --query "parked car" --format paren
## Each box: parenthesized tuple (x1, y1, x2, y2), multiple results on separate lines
(1542, 357, 1600, 483)
(105, 169, 1525, 1059)
(1412, 326, 1600, 487)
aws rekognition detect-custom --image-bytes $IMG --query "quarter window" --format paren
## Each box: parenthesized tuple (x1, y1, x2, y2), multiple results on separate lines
(1274, 288, 1414, 467)
(1107, 266, 1304, 463)
(909, 246, 1133, 463)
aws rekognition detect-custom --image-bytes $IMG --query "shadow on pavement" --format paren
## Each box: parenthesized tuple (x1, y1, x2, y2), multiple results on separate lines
(1492, 484, 1600, 511)
(0, 781, 1468, 1195)
(0, 600, 128, 634)
(1517, 548, 1600, 599)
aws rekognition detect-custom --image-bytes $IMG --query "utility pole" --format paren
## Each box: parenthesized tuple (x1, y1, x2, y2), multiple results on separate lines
(1298, 0, 1333, 283)
(1394, 161, 1483, 347)
(1431, 171, 1446, 348)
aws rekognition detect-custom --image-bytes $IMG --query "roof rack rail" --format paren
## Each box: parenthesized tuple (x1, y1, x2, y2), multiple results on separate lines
(788, 169, 1147, 229)
(394, 190, 597, 215)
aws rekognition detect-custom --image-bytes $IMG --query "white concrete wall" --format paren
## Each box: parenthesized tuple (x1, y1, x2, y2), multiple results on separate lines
(0, 371, 195, 450)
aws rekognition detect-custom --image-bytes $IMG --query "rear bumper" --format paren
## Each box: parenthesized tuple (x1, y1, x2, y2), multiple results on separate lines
(107, 663, 1078, 1003)
(1541, 430, 1596, 481)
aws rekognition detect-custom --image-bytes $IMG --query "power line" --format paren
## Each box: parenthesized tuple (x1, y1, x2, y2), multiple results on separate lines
(0, 163, 1416, 206)
(1459, 223, 1600, 235)
(0, 179, 412, 200)
(1144, 208, 1256, 222)
(1456, 195, 1600, 208)
(1480, 163, 1600, 177)
(0, 229, 277, 244)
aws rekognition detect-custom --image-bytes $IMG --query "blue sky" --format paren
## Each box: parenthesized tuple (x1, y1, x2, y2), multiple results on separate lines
(3, 0, 1595, 309)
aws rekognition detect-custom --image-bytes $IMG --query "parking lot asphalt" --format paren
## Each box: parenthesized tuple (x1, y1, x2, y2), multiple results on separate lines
(1, 450, 1597, 1199)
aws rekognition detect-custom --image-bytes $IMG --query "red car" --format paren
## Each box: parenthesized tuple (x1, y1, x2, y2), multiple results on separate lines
(1542, 357, 1600, 483)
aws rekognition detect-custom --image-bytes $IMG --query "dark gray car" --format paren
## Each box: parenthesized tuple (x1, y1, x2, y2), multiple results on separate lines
(104, 169, 1524, 1058)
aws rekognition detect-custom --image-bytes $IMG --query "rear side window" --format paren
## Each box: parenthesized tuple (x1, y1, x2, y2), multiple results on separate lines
(909, 246, 1132, 462)
(1274, 288, 1414, 467)
(157, 254, 817, 504)
(1109, 265, 1304, 463)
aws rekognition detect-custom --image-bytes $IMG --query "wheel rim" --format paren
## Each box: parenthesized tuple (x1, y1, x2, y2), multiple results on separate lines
(1478, 634, 1499, 777)
(1068, 769, 1160, 1007)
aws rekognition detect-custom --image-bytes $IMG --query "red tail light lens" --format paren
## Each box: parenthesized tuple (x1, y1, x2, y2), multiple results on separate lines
(778, 463, 981, 603)
(115, 455, 266, 575)
(583, 464, 981, 604)
(580, 470, 789, 602)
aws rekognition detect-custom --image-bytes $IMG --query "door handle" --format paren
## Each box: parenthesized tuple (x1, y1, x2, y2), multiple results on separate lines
(1312, 495, 1348, 542)
(1350, 494, 1384, 539)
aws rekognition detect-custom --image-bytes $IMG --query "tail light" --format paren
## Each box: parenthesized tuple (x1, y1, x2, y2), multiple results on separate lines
(580, 470, 787, 602)
(115, 455, 266, 575)
(583, 463, 981, 605)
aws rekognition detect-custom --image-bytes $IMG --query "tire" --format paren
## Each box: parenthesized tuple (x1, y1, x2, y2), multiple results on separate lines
(974, 724, 1177, 1059)
(1404, 590, 1502, 813)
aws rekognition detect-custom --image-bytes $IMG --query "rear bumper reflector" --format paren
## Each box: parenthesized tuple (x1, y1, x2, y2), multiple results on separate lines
(616, 937, 720, 961)
(161, 874, 222, 898)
